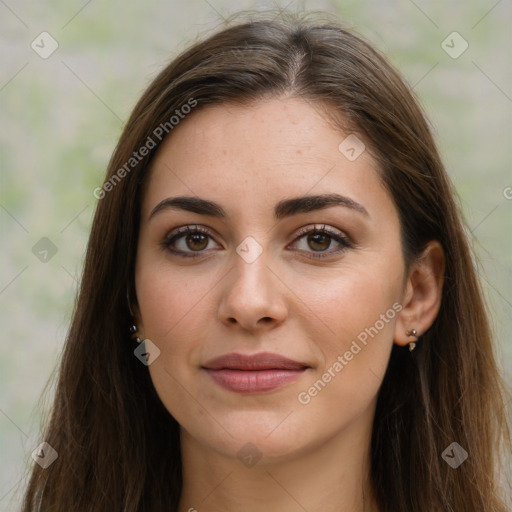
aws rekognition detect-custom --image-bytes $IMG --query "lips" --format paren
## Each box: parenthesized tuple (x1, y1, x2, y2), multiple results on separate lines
(202, 352, 310, 393)
(203, 352, 309, 371)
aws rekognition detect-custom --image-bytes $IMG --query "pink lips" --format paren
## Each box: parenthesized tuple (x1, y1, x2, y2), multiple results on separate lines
(202, 352, 309, 394)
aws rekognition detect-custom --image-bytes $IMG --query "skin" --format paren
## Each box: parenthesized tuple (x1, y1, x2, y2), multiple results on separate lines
(134, 96, 445, 512)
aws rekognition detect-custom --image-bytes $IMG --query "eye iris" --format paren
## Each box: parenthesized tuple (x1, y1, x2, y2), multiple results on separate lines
(187, 233, 208, 251)
(308, 232, 330, 251)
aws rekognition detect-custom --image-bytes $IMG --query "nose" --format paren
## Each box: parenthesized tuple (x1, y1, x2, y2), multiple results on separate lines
(217, 247, 288, 331)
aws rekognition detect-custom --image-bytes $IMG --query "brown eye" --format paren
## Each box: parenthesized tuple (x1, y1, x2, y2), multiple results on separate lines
(307, 232, 331, 252)
(185, 233, 209, 251)
(161, 226, 219, 258)
(290, 225, 351, 259)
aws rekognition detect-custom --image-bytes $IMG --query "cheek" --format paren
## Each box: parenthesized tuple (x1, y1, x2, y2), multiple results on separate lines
(136, 259, 216, 341)
(293, 260, 401, 345)
(135, 262, 215, 424)
(292, 264, 400, 404)
(135, 258, 224, 400)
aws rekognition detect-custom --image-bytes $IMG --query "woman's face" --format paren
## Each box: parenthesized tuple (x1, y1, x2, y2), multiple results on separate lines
(135, 96, 407, 463)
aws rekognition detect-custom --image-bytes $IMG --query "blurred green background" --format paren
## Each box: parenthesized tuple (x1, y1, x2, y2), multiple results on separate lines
(1, 0, 511, 509)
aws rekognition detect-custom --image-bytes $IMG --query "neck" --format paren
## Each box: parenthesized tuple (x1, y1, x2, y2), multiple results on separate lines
(177, 408, 379, 512)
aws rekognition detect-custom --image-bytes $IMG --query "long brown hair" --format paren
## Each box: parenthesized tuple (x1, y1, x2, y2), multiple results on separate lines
(22, 10, 511, 511)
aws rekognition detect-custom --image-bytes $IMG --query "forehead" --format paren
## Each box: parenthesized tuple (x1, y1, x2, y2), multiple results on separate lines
(142, 97, 392, 222)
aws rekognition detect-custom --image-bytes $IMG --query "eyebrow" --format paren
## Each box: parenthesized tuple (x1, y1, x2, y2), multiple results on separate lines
(148, 193, 370, 221)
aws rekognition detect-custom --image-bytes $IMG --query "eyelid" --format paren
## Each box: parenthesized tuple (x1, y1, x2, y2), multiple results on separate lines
(292, 223, 344, 239)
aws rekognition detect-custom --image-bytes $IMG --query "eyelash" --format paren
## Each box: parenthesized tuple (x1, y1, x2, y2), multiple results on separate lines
(160, 224, 352, 260)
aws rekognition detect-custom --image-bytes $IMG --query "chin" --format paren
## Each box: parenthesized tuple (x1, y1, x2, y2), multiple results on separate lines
(180, 406, 336, 466)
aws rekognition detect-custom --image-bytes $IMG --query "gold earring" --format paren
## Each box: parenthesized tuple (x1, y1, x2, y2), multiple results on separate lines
(406, 328, 418, 351)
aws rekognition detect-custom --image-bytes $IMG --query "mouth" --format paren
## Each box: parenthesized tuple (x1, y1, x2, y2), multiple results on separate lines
(202, 352, 310, 394)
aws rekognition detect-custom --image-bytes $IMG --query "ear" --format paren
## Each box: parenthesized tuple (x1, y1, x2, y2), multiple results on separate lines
(394, 240, 445, 347)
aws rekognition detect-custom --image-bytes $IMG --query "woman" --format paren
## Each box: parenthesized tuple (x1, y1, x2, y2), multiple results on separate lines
(22, 11, 511, 512)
